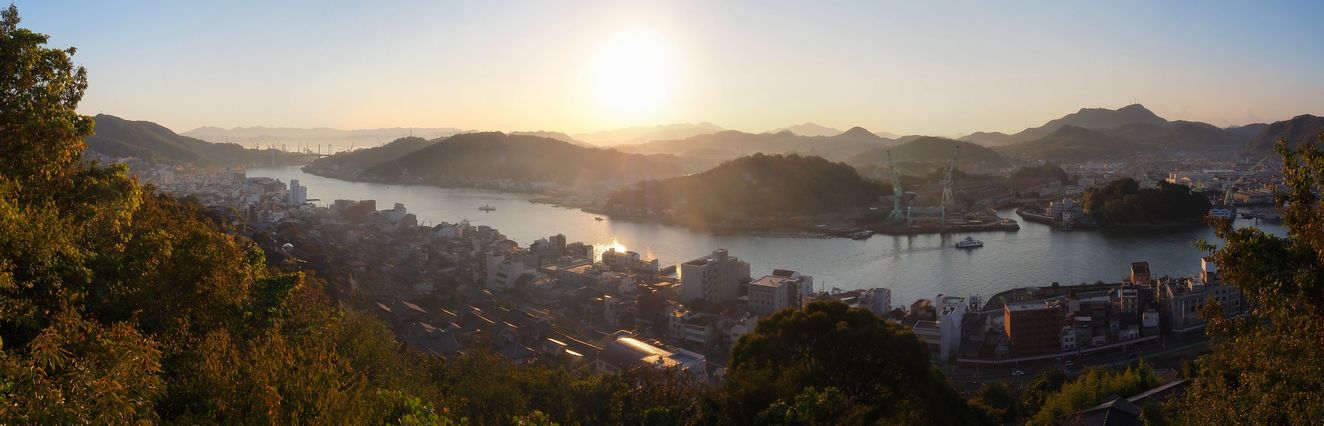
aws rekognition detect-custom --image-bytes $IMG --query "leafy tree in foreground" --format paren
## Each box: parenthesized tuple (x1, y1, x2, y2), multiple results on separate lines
(1184, 136, 1324, 424)
(713, 300, 991, 425)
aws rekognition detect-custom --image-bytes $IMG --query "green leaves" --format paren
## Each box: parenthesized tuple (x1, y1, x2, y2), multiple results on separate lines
(1184, 134, 1324, 424)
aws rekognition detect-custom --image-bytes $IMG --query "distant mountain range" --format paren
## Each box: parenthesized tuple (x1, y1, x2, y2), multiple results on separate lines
(960, 104, 1169, 146)
(1247, 114, 1324, 152)
(847, 136, 1010, 174)
(605, 153, 886, 221)
(86, 114, 311, 166)
(773, 122, 843, 137)
(947, 104, 1286, 163)
(616, 126, 895, 162)
(304, 132, 683, 187)
(183, 126, 466, 151)
(572, 122, 724, 146)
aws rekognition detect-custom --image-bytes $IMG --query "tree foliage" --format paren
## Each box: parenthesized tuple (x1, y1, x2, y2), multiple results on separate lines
(1027, 363, 1157, 425)
(713, 300, 989, 425)
(1184, 135, 1324, 425)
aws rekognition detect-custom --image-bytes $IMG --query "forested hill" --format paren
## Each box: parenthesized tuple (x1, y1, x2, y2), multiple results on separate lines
(305, 132, 684, 186)
(1246, 114, 1324, 152)
(847, 136, 1009, 174)
(605, 153, 887, 220)
(85, 114, 312, 166)
(1081, 178, 1210, 226)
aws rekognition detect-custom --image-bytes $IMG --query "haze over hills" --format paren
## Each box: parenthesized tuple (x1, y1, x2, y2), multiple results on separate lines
(509, 131, 590, 147)
(960, 104, 1169, 146)
(572, 122, 725, 146)
(847, 136, 1010, 174)
(605, 153, 886, 221)
(183, 126, 466, 151)
(86, 114, 311, 166)
(772, 122, 843, 137)
(1247, 114, 1324, 152)
(616, 126, 894, 162)
(1226, 123, 1269, 140)
(304, 132, 683, 187)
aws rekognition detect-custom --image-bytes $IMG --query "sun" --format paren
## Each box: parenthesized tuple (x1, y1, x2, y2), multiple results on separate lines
(589, 30, 679, 122)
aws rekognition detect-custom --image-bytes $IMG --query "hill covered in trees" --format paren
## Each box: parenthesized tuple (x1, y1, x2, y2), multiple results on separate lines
(616, 127, 894, 162)
(606, 153, 887, 222)
(1080, 178, 1210, 226)
(304, 132, 684, 187)
(847, 136, 1009, 174)
(960, 104, 1170, 146)
(86, 114, 312, 166)
(995, 119, 1250, 164)
(1246, 114, 1324, 152)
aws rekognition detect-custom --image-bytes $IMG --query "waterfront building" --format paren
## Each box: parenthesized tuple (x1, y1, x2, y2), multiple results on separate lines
(914, 294, 966, 359)
(1004, 298, 1066, 357)
(746, 270, 813, 316)
(601, 247, 661, 275)
(288, 179, 307, 204)
(679, 249, 750, 304)
(1130, 261, 1152, 286)
(858, 287, 892, 317)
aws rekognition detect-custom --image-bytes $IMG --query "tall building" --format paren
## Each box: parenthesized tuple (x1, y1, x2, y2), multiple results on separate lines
(746, 270, 813, 316)
(288, 179, 307, 204)
(912, 295, 966, 360)
(679, 249, 750, 304)
(1004, 298, 1065, 357)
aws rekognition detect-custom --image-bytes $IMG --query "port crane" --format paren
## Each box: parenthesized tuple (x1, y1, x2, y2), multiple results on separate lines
(940, 145, 959, 227)
(886, 150, 908, 223)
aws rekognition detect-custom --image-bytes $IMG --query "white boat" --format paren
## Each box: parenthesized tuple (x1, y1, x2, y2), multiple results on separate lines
(955, 236, 984, 249)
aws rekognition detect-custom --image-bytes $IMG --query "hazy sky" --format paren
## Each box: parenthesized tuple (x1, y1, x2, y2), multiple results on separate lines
(14, 0, 1324, 136)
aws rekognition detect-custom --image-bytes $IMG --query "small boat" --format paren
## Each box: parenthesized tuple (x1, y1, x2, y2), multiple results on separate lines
(850, 230, 873, 240)
(479, 205, 496, 212)
(594, 217, 604, 221)
(955, 236, 984, 249)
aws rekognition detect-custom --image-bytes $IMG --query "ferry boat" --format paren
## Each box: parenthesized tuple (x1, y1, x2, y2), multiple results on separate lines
(479, 205, 496, 212)
(954, 236, 984, 249)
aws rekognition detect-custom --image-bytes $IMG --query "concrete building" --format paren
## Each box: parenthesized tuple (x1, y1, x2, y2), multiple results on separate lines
(288, 179, 307, 204)
(601, 247, 660, 275)
(668, 308, 717, 347)
(1130, 261, 1152, 286)
(1158, 276, 1242, 332)
(679, 249, 750, 304)
(746, 270, 813, 316)
(1004, 298, 1066, 357)
(858, 287, 892, 317)
(486, 250, 533, 290)
(914, 294, 966, 360)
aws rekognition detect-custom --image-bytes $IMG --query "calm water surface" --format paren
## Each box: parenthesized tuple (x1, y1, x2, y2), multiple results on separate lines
(252, 166, 1285, 305)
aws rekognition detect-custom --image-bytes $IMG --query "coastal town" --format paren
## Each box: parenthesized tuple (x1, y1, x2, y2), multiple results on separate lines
(129, 162, 1252, 391)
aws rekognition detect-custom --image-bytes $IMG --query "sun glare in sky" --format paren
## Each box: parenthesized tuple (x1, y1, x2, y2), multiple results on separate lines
(588, 30, 680, 124)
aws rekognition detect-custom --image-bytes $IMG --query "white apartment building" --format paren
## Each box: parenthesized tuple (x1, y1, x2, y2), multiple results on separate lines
(680, 249, 750, 304)
(746, 270, 813, 316)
